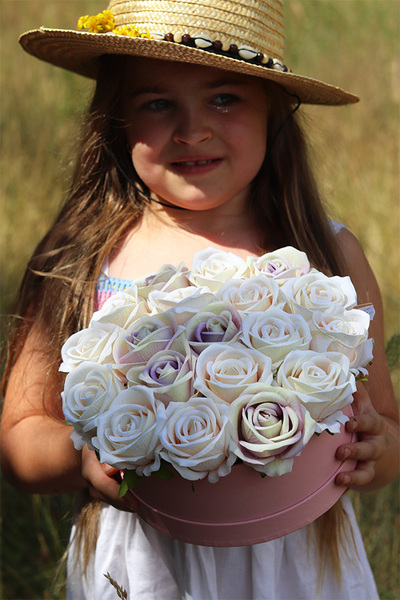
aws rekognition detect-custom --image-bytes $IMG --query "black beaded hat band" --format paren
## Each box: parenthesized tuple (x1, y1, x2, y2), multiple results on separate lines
(19, 0, 358, 106)
(152, 32, 290, 72)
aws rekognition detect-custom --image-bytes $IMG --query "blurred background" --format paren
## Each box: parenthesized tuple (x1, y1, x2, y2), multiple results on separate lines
(1, 1, 399, 598)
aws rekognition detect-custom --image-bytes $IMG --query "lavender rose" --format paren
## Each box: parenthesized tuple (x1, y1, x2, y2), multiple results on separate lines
(112, 312, 178, 375)
(126, 346, 195, 404)
(185, 301, 242, 354)
(229, 384, 316, 476)
(247, 246, 310, 283)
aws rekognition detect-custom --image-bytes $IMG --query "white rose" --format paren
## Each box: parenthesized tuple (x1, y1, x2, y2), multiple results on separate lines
(92, 386, 166, 475)
(241, 308, 312, 369)
(282, 272, 357, 320)
(215, 276, 287, 315)
(62, 362, 124, 450)
(133, 262, 191, 300)
(194, 343, 273, 404)
(229, 384, 316, 476)
(276, 350, 356, 426)
(159, 397, 236, 482)
(147, 286, 211, 315)
(90, 285, 149, 329)
(310, 307, 373, 372)
(184, 301, 242, 354)
(247, 246, 310, 283)
(126, 345, 195, 404)
(190, 247, 249, 291)
(60, 322, 122, 373)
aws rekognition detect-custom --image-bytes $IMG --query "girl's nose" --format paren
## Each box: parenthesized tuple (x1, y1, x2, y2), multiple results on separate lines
(173, 108, 212, 146)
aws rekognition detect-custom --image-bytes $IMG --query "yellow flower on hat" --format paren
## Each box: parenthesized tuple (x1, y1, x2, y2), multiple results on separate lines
(77, 9, 152, 39)
(114, 25, 152, 39)
(77, 10, 115, 33)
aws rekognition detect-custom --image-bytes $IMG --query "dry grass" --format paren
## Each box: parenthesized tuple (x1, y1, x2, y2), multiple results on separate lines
(1, 1, 399, 598)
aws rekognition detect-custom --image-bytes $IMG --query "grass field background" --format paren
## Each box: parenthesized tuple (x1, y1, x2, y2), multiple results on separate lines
(1, 1, 399, 598)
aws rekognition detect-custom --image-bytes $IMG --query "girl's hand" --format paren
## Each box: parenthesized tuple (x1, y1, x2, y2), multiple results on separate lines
(335, 382, 388, 490)
(81, 445, 139, 512)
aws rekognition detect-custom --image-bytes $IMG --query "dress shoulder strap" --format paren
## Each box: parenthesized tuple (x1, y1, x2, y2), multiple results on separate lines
(330, 220, 346, 236)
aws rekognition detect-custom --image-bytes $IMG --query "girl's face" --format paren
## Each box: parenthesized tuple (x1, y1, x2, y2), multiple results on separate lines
(123, 58, 269, 212)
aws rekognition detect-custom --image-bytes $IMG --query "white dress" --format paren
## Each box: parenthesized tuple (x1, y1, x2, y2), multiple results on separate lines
(66, 495, 378, 599)
(66, 223, 379, 599)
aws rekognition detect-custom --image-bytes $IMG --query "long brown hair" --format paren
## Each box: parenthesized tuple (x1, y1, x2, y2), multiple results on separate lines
(3, 54, 350, 584)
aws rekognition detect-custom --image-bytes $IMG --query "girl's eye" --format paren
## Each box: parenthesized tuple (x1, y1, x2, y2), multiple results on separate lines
(210, 94, 239, 110)
(144, 99, 171, 111)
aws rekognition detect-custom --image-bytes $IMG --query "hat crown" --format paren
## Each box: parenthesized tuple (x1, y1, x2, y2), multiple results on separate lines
(109, 0, 285, 61)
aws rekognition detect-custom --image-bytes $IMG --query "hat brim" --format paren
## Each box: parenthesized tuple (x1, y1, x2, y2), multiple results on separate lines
(19, 28, 359, 106)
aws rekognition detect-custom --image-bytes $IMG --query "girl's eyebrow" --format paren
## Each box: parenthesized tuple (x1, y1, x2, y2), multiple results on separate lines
(128, 79, 249, 97)
(205, 79, 250, 89)
(128, 85, 168, 97)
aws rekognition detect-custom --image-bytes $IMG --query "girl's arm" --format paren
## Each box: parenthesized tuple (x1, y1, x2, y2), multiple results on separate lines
(1, 325, 138, 510)
(334, 228, 399, 491)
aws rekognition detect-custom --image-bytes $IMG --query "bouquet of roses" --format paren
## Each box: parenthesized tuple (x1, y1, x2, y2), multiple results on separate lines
(60, 247, 373, 490)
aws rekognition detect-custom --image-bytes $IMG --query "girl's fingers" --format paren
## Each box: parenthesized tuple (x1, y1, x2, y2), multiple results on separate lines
(81, 446, 138, 511)
(336, 461, 375, 488)
(345, 412, 387, 436)
(335, 384, 389, 489)
(336, 439, 382, 463)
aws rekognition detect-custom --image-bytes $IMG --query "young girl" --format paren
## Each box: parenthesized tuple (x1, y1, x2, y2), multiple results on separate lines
(2, 1, 399, 598)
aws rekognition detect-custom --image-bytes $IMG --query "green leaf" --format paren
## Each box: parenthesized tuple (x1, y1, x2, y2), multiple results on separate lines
(259, 472, 267, 479)
(152, 462, 174, 481)
(118, 470, 141, 497)
(386, 333, 400, 370)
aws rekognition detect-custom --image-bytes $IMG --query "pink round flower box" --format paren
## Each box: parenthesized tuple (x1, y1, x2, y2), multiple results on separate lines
(128, 406, 357, 547)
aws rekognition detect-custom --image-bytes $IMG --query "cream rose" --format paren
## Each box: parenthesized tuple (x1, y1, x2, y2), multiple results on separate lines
(190, 247, 249, 291)
(92, 386, 166, 475)
(126, 345, 195, 404)
(133, 262, 191, 300)
(276, 350, 356, 428)
(215, 276, 287, 315)
(184, 301, 242, 354)
(282, 272, 357, 320)
(90, 285, 149, 329)
(60, 322, 122, 372)
(241, 308, 312, 369)
(159, 397, 236, 482)
(194, 343, 273, 404)
(229, 384, 316, 476)
(147, 286, 212, 315)
(62, 362, 124, 450)
(247, 247, 310, 283)
(310, 307, 373, 373)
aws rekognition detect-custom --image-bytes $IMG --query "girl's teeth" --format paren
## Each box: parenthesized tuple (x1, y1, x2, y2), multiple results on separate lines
(180, 160, 213, 166)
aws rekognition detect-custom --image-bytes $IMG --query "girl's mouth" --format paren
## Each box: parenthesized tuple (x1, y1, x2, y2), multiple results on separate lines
(170, 158, 222, 174)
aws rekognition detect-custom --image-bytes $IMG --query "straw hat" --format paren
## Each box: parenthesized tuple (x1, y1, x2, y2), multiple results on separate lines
(19, 0, 358, 105)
